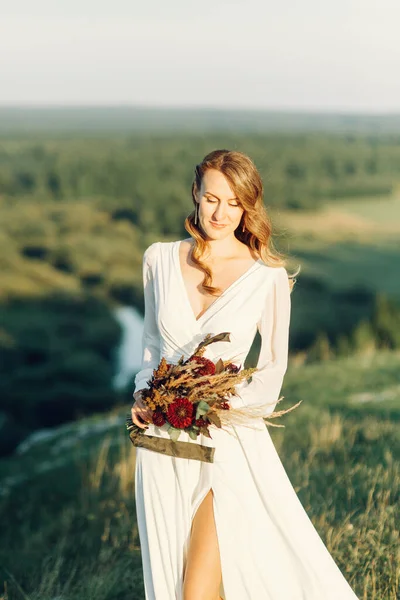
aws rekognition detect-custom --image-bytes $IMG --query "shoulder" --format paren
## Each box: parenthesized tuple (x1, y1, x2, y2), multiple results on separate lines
(179, 237, 192, 249)
(273, 265, 289, 282)
(258, 264, 290, 295)
(143, 239, 181, 266)
(259, 263, 288, 280)
(271, 267, 291, 304)
(143, 241, 160, 266)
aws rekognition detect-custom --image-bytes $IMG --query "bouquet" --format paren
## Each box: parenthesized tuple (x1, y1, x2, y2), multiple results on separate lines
(126, 332, 301, 461)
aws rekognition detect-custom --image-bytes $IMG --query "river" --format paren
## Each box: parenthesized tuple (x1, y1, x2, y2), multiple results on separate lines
(112, 305, 144, 390)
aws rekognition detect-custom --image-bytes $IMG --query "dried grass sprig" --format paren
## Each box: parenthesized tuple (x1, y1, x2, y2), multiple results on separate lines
(216, 397, 303, 431)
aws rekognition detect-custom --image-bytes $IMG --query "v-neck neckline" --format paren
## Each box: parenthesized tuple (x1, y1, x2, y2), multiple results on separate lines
(173, 239, 262, 324)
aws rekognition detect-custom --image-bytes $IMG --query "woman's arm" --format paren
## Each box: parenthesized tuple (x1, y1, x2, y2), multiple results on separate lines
(133, 242, 161, 394)
(230, 266, 291, 416)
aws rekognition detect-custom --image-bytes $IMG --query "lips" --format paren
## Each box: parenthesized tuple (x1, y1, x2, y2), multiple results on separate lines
(210, 222, 226, 228)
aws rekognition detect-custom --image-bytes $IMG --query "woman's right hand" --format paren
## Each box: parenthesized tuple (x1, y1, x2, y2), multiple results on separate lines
(131, 391, 154, 429)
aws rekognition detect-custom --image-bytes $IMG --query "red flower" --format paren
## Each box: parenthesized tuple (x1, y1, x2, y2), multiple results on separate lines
(195, 416, 208, 427)
(191, 356, 216, 377)
(152, 409, 166, 427)
(167, 397, 194, 429)
(220, 402, 230, 410)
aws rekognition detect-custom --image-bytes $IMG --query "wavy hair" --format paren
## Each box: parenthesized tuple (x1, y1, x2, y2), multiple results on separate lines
(184, 149, 299, 295)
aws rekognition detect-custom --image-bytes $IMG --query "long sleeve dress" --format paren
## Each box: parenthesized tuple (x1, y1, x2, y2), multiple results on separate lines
(133, 239, 359, 600)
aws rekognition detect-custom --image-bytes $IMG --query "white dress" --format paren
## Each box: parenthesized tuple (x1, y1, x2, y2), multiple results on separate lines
(133, 239, 359, 600)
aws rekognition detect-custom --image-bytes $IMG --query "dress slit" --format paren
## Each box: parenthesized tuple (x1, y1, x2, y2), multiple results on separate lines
(184, 486, 226, 600)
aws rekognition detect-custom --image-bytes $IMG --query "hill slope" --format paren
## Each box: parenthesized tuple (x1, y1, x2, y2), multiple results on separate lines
(1, 349, 399, 600)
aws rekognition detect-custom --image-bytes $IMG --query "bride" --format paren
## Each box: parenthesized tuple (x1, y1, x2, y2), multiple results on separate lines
(131, 149, 359, 599)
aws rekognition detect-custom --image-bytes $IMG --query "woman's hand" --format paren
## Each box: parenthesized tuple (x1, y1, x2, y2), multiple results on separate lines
(131, 391, 154, 429)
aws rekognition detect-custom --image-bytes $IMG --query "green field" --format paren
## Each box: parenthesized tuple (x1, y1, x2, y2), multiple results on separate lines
(1, 349, 399, 600)
(278, 184, 400, 287)
(272, 187, 400, 352)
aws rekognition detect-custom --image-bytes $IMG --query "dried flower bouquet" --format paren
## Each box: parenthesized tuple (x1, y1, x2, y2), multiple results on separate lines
(126, 332, 301, 448)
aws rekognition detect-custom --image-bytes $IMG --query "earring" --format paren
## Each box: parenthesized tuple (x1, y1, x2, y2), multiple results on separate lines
(194, 204, 198, 225)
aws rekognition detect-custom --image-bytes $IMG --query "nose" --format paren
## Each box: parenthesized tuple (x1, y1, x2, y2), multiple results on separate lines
(213, 202, 227, 221)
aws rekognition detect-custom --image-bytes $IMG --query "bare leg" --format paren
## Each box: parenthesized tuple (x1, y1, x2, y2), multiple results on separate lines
(183, 488, 223, 600)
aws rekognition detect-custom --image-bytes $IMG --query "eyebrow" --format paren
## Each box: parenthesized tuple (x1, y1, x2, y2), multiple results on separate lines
(205, 192, 238, 202)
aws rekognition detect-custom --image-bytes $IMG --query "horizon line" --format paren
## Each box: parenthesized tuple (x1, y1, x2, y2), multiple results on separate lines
(0, 104, 399, 117)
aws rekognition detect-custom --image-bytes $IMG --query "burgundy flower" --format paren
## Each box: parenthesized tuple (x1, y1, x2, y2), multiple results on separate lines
(190, 356, 216, 377)
(195, 416, 208, 427)
(167, 397, 194, 429)
(225, 362, 240, 373)
(220, 402, 230, 410)
(152, 409, 166, 427)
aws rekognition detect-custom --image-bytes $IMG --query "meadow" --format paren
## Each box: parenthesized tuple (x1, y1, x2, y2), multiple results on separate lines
(0, 110, 399, 598)
(0, 348, 399, 600)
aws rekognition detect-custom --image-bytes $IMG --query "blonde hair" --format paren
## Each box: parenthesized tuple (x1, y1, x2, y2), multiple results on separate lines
(184, 149, 299, 295)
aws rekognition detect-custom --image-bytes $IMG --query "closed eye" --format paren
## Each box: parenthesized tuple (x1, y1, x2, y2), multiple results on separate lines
(206, 199, 240, 207)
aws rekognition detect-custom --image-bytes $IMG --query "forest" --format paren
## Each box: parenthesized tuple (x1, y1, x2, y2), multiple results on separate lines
(0, 124, 400, 454)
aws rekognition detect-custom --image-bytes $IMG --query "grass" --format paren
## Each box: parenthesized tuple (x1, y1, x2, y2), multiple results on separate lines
(337, 189, 400, 225)
(0, 348, 399, 599)
(276, 185, 400, 291)
(276, 184, 400, 245)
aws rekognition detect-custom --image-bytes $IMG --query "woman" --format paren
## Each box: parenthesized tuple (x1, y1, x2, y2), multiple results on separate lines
(131, 150, 359, 600)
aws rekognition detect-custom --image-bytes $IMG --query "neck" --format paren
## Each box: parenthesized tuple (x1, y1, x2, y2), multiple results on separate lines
(207, 235, 243, 258)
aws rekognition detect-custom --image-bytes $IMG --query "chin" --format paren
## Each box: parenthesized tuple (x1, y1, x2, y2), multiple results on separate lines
(206, 223, 233, 234)
(206, 228, 229, 238)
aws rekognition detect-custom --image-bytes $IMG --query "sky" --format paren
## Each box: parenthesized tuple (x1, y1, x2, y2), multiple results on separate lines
(0, 0, 399, 112)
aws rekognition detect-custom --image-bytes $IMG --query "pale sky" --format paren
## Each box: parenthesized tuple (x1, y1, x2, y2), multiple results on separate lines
(0, 0, 399, 112)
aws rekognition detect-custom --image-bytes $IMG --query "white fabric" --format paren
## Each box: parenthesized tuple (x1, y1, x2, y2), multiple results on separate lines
(134, 239, 359, 600)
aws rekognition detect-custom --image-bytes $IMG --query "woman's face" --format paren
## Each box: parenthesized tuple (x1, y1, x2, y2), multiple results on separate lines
(195, 169, 244, 239)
